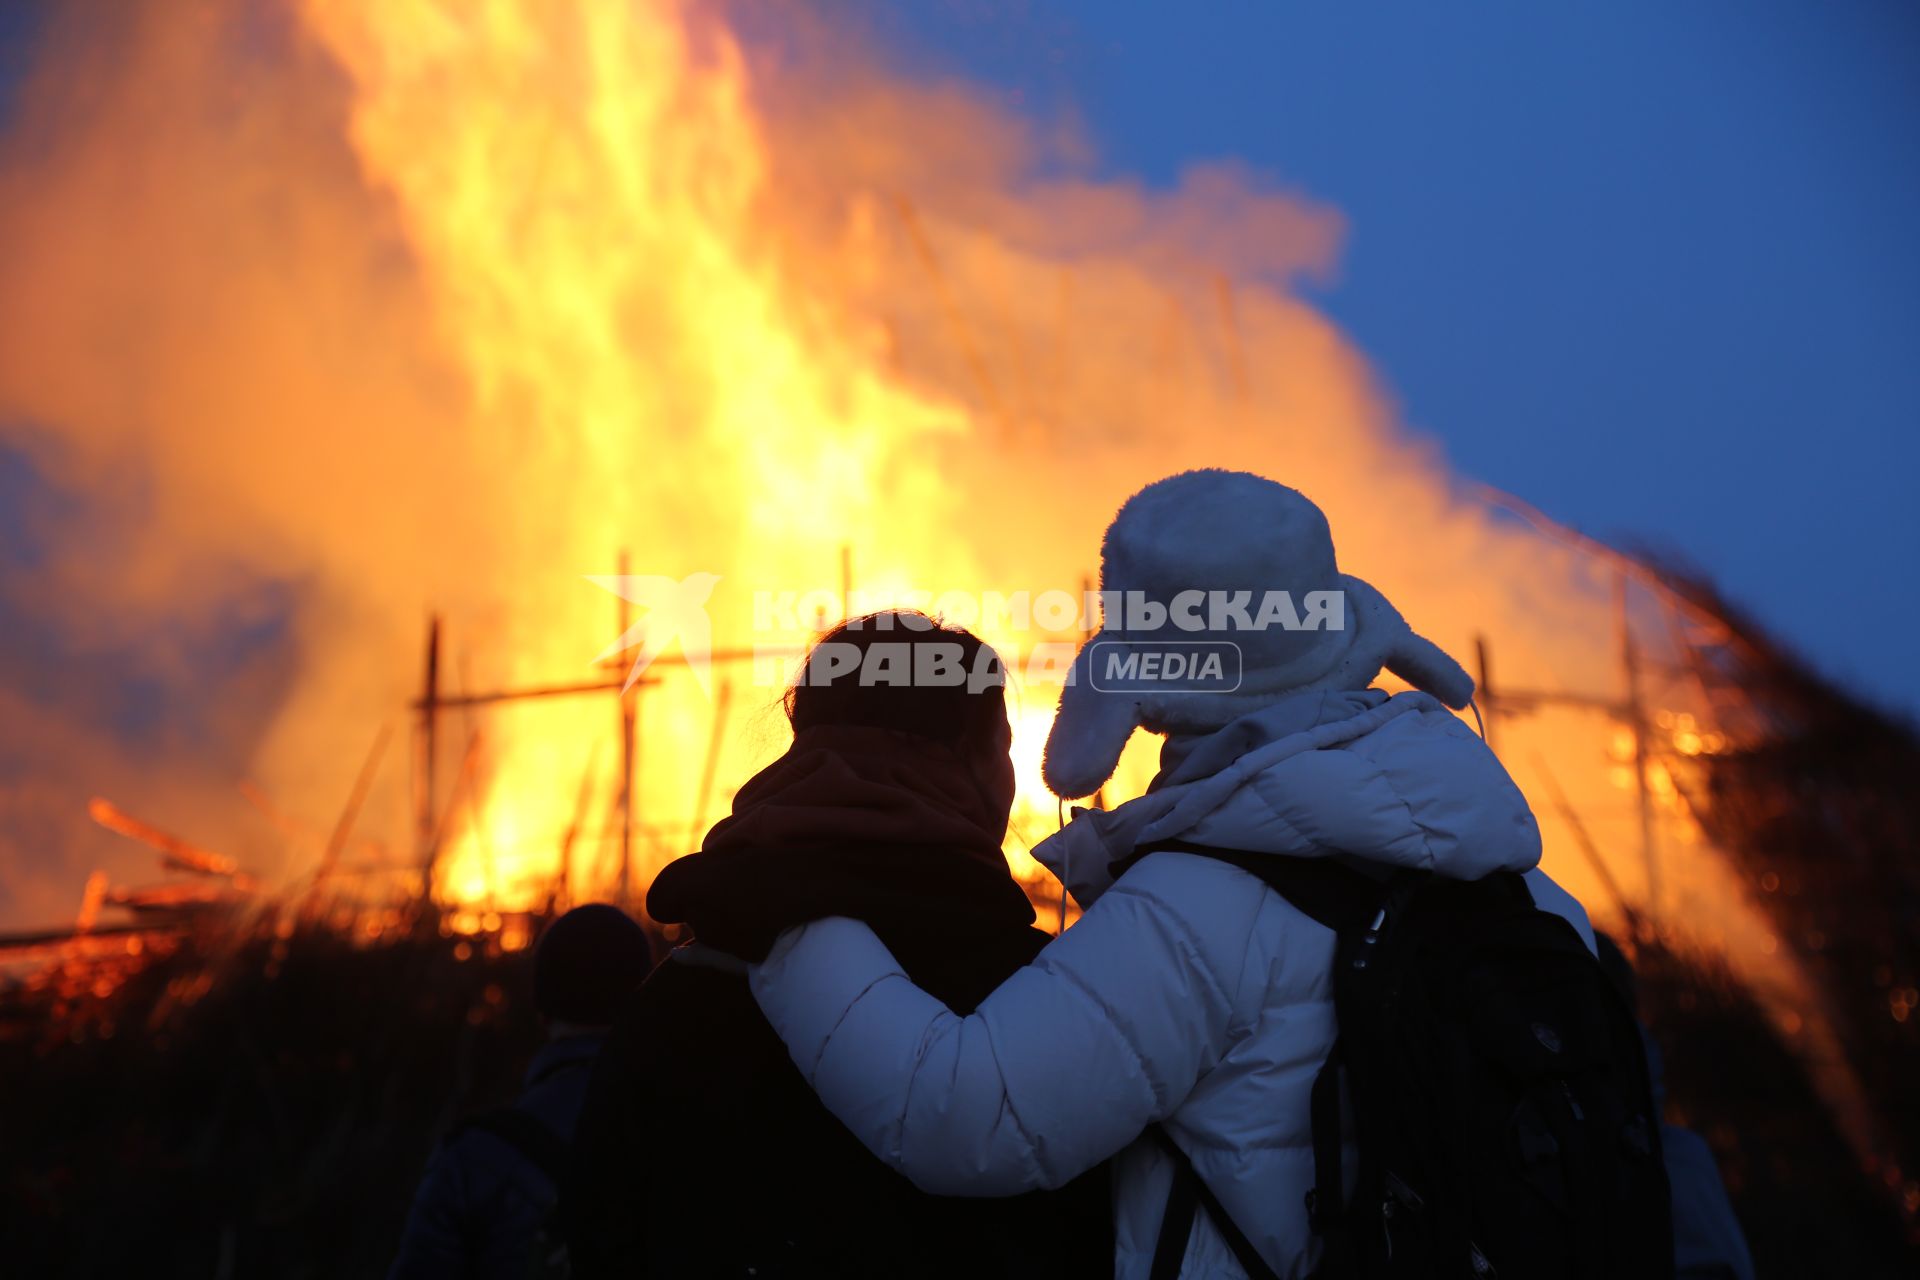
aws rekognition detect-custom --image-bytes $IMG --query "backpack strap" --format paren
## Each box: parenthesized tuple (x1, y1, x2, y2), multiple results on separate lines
(1147, 1130, 1201, 1280)
(1131, 840, 1391, 1280)
(457, 1106, 570, 1189)
(1121, 838, 1385, 935)
(1305, 1042, 1353, 1277)
(1147, 1126, 1282, 1280)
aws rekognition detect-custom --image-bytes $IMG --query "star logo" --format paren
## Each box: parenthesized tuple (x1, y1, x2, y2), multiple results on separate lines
(586, 572, 722, 693)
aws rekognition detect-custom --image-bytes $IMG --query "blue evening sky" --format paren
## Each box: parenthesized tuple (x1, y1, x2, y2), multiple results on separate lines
(860, 0, 1920, 718)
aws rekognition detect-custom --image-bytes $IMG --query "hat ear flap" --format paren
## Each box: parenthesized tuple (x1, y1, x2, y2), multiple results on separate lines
(1383, 631, 1476, 710)
(1043, 641, 1144, 799)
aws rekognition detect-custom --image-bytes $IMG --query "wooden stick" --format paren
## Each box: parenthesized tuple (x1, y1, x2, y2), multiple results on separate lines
(1530, 752, 1646, 942)
(75, 869, 108, 934)
(88, 798, 240, 878)
(106, 881, 238, 911)
(593, 645, 800, 672)
(618, 549, 636, 908)
(416, 614, 442, 875)
(238, 782, 317, 845)
(1617, 570, 1662, 919)
(302, 724, 395, 920)
(407, 675, 655, 711)
(0, 922, 181, 958)
(422, 729, 485, 895)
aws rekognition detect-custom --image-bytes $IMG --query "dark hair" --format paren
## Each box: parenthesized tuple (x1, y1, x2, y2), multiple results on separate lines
(785, 611, 1008, 751)
(532, 903, 655, 1025)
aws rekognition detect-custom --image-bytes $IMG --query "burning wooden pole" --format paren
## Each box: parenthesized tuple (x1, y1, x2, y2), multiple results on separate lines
(0, 921, 179, 959)
(617, 549, 636, 908)
(1531, 752, 1647, 943)
(88, 798, 244, 880)
(74, 870, 108, 935)
(424, 729, 486, 879)
(415, 614, 442, 886)
(1616, 569, 1662, 918)
(422, 677, 648, 709)
(1474, 633, 1499, 755)
(105, 882, 243, 914)
(302, 724, 394, 922)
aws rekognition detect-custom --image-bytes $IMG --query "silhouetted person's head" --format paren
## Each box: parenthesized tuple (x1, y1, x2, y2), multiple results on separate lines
(532, 903, 655, 1033)
(786, 611, 1015, 830)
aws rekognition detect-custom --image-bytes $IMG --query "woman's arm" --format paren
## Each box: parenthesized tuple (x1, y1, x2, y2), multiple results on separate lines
(750, 862, 1250, 1196)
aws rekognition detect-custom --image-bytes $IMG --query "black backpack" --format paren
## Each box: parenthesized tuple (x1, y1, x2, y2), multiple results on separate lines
(1134, 840, 1674, 1280)
(458, 1106, 574, 1279)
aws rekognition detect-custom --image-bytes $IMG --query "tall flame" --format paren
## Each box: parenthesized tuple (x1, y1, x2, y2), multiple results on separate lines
(298, 0, 1005, 909)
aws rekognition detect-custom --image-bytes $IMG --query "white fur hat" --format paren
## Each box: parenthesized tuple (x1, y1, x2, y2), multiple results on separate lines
(1041, 469, 1474, 798)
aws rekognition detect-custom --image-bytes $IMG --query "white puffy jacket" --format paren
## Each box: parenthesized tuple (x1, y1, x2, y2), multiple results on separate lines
(751, 689, 1592, 1278)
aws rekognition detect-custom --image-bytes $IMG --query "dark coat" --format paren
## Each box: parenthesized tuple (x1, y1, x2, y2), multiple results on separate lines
(389, 1033, 603, 1280)
(568, 726, 1113, 1278)
(566, 829, 1113, 1280)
